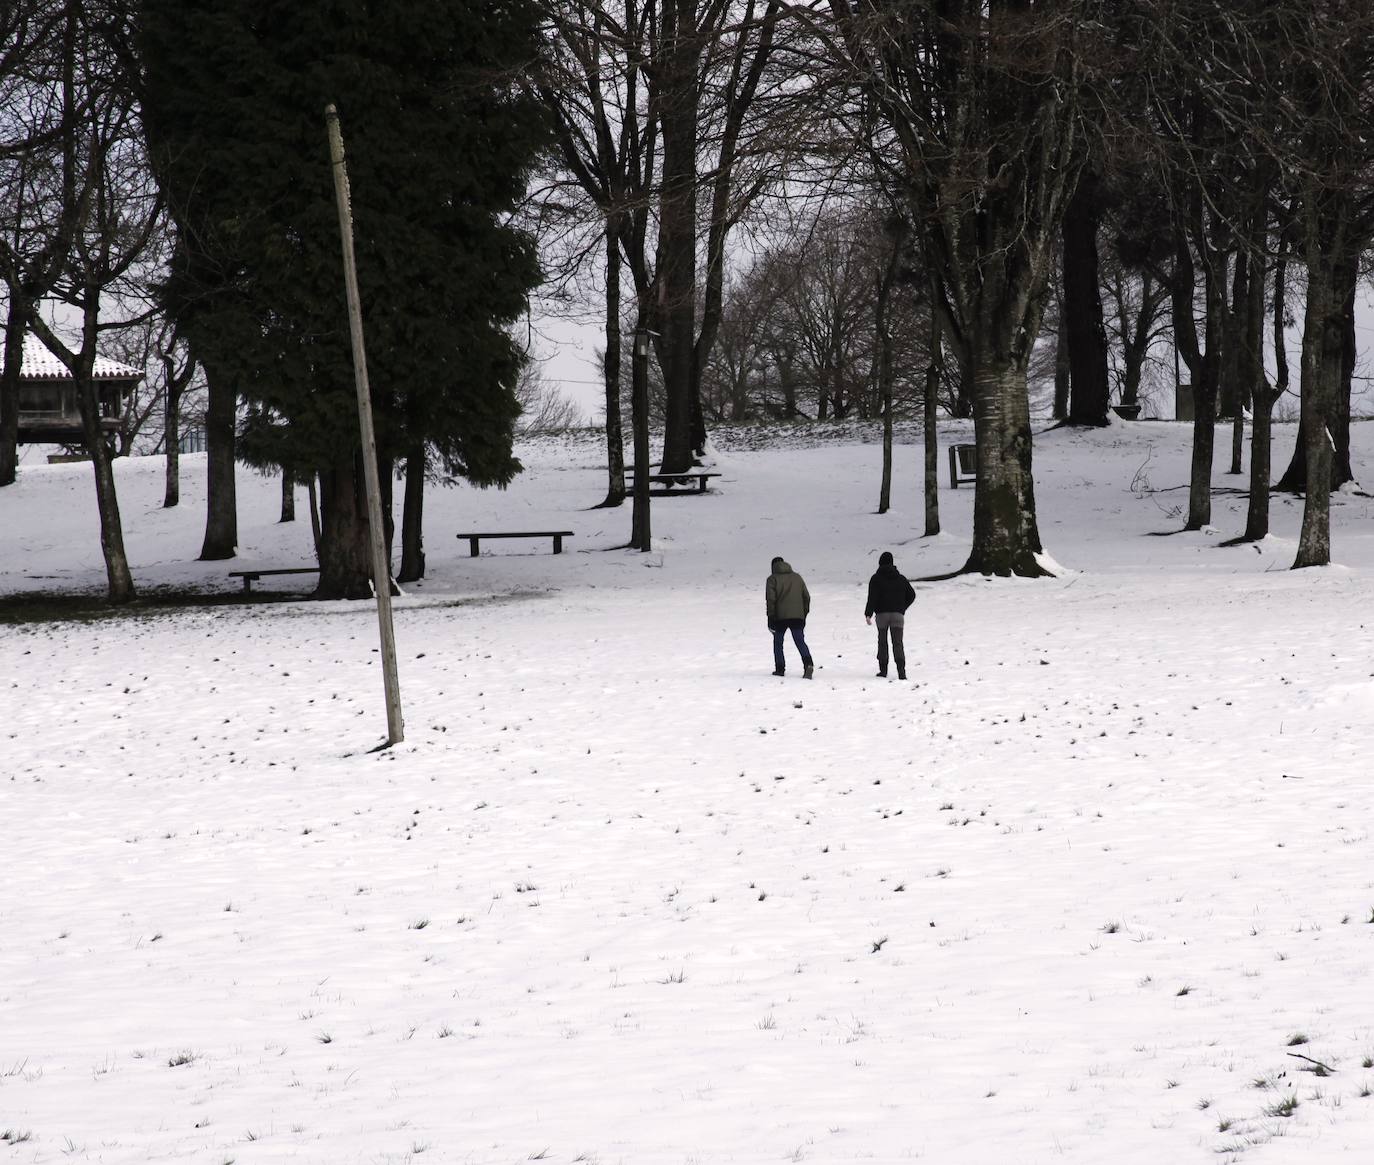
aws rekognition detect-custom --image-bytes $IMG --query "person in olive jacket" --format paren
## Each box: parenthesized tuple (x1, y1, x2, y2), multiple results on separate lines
(864, 550, 916, 679)
(765, 556, 814, 678)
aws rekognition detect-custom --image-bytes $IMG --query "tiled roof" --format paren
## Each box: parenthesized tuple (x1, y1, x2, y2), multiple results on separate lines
(20, 335, 144, 382)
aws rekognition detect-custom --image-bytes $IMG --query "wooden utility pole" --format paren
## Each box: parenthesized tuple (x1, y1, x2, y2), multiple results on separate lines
(325, 104, 404, 746)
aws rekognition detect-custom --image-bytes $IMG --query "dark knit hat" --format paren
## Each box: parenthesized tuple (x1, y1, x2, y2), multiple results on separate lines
(879, 551, 894, 567)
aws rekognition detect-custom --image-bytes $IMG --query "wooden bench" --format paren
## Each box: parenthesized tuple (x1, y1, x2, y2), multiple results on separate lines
(624, 468, 721, 495)
(456, 531, 574, 557)
(948, 443, 978, 488)
(228, 567, 320, 593)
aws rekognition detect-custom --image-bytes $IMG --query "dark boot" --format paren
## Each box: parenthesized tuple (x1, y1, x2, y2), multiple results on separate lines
(772, 668, 785, 677)
(803, 663, 814, 680)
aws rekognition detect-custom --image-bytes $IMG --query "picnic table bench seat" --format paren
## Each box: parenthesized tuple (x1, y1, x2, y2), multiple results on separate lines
(228, 567, 320, 593)
(456, 530, 574, 556)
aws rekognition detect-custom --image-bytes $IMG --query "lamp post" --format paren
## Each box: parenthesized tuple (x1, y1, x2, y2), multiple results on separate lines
(631, 326, 653, 550)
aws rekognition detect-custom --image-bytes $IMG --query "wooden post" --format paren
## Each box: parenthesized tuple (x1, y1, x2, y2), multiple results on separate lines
(325, 104, 404, 746)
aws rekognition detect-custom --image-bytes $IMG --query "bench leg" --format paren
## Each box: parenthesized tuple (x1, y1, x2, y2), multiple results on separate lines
(241, 577, 254, 594)
(469, 537, 481, 557)
(553, 535, 563, 554)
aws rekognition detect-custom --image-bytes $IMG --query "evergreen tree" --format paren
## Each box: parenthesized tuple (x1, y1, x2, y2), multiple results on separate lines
(138, 0, 544, 596)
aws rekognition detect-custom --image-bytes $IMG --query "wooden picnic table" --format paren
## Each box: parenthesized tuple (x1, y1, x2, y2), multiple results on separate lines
(624, 468, 721, 495)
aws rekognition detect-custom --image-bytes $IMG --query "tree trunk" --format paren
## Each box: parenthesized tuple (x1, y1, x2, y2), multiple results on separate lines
(1184, 245, 1224, 530)
(163, 380, 181, 508)
(1240, 222, 1280, 543)
(923, 317, 940, 538)
(1276, 253, 1356, 494)
(378, 453, 395, 565)
(199, 364, 238, 560)
(878, 385, 893, 513)
(1052, 315, 1069, 422)
(76, 364, 136, 604)
(0, 296, 27, 487)
(1063, 173, 1110, 426)
(398, 443, 426, 583)
(656, 0, 701, 475)
(307, 474, 322, 558)
(1333, 269, 1357, 487)
(964, 347, 1048, 577)
(279, 469, 295, 522)
(1119, 271, 1159, 412)
(630, 316, 652, 550)
(316, 453, 377, 598)
(600, 227, 627, 507)
(875, 237, 900, 514)
(1226, 249, 1248, 474)
(1292, 247, 1354, 569)
(780, 357, 797, 419)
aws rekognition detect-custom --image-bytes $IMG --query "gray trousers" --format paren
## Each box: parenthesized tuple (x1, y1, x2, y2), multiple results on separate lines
(875, 611, 905, 676)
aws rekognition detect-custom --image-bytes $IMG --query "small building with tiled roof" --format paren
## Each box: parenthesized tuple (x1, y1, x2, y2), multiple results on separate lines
(15, 335, 143, 444)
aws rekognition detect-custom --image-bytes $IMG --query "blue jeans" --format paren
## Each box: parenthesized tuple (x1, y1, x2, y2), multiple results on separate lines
(772, 619, 812, 672)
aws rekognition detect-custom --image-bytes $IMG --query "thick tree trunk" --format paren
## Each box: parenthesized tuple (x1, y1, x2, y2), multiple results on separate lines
(0, 297, 27, 487)
(1276, 255, 1356, 494)
(1240, 232, 1280, 543)
(199, 365, 238, 560)
(1052, 321, 1069, 422)
(656, 0, 701, 475)
(398, 444, 426, 583)
(1184, 250, 1224, 530)
(279, 469, 295, 522)
(600, 228, 627, 507)
(1063, 173, 1110, 426)
(316, 453, 378, 598)
(1333, 271, 1357, 486)
(307, 474, 322, 558)
(1293, 250, 1353, 568)
(964, 350, 1048, 577)
(378, 453, 396, 565)
(1217, 258, 1244, 423)
(1275, 421, 1309, 493)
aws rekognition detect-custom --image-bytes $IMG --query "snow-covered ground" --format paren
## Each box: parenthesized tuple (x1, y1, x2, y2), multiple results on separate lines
(3, 419, 1374, 1164)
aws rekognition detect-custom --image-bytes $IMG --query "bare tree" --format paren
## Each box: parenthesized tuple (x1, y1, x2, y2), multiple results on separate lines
(17, 2, 164, 602)
(816, 1, 1102, 576)
(537, 0, 797, 489)
(515, 360, 585, 434)
(0, 0, 75, 487)
(1281, 2, 1374, 567)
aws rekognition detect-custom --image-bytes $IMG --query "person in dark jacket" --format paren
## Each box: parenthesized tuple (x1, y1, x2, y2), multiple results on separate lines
(864, 550, 915, 679)
(765, 556, 813, 678)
